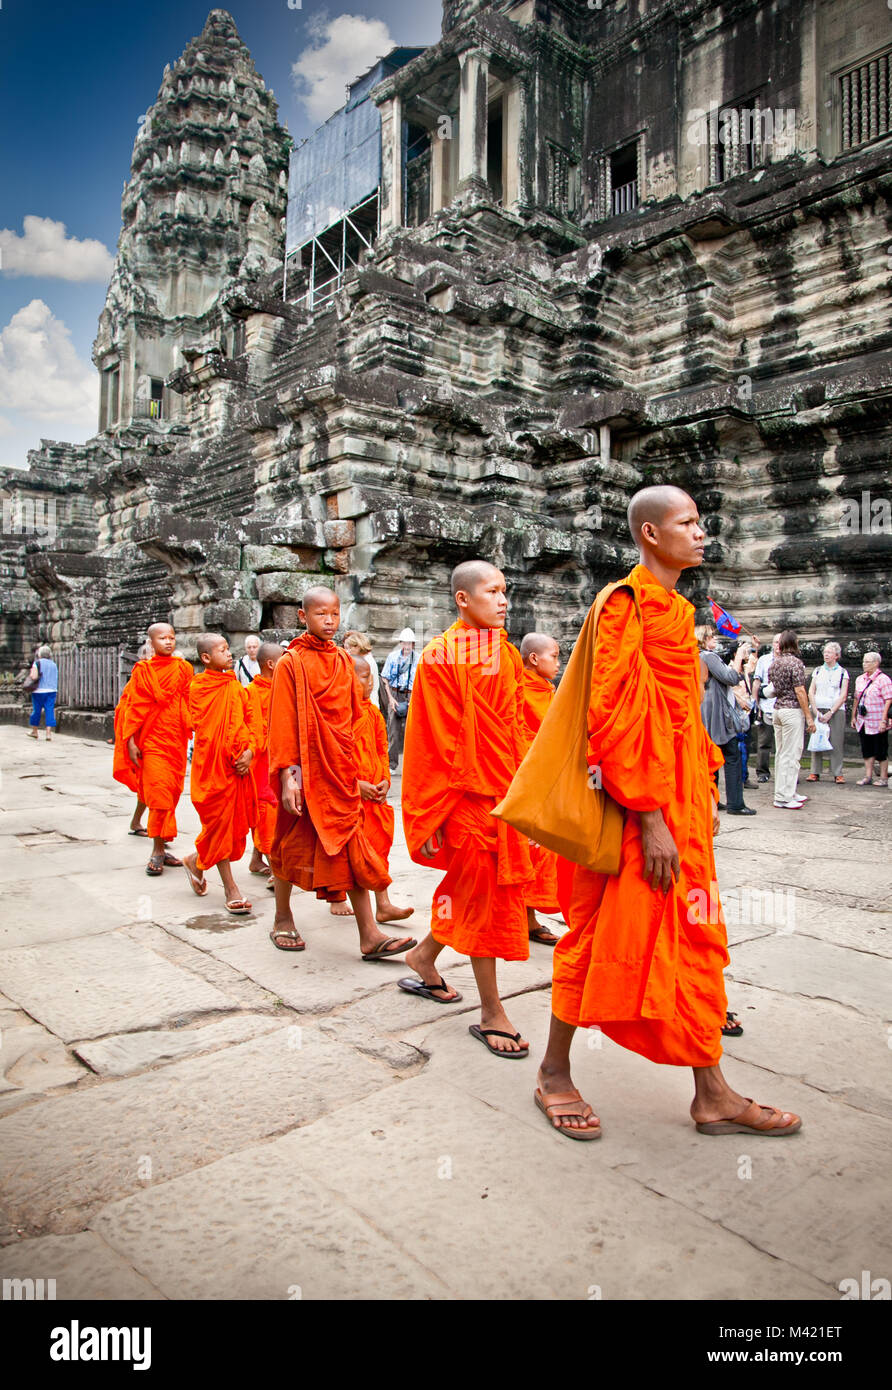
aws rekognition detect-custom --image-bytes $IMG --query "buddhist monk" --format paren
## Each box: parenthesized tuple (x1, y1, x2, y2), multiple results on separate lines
(113, 623, 192, 875)
(183, 633, 259, 914)
(519, 632, 563, 947)
(265, 585, 417, 960)
(245, 641, 283, 878)
(534, 485, 802, 1139)
(113, 639, 152, 836)
(399, 561, 534, 1051)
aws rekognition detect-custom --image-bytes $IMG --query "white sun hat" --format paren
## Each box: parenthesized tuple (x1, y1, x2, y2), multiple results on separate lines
(397, 628, 417, 643)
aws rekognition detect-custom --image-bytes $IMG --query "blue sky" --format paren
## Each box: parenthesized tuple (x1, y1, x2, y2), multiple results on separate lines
(0, 0, 442, 470)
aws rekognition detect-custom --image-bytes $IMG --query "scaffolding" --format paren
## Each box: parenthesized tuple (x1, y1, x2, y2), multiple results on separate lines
(282, 191, 380, 311)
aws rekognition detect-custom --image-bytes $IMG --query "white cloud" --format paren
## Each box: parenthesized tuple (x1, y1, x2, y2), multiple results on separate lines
(0, 215, 114, 282)
(0, 415, 13, 436)
(0, 300, 98, 427)
(292, 13, 395, 122)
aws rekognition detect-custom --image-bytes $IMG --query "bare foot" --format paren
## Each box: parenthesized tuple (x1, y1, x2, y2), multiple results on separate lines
(249, 852, 271, 876)
(536, 1063, 601, 1134)
(330, 899, 354, 916)
(479, 1006, 528, 1054)
(376, 900, 414, 923)
(404, 943, 444, 989)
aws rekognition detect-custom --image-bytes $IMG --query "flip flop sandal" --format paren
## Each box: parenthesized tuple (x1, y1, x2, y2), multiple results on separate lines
(468, 1024, 529, 1058)
(128, 827, 148, 837)
(721, 1011, 744, 1037)
(856, 778, 874, 785)
(182, 861, 208, 897)
(269, 926, 305, 951)
(225, 899, 252, 915)
(361, 936, 417, 961)
(398, 976, 463, 1004)
(534, 1087, 602, 1140)
(145, 857, 164, 877)
(695, 1098, 802, 1137)
(266, 878, 276, 892)
(529, 924, 559, 945)
(250, 865, 272, 877)
(162, 853, 182, 867)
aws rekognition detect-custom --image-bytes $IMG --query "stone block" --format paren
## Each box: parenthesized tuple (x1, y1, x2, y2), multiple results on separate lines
(255, 570, 320, 603)
(322, 519, 355, 548)
(73, 1013, 281, 1077)
(242, 544, 312, 573)
(0, 1232, 163, 1301)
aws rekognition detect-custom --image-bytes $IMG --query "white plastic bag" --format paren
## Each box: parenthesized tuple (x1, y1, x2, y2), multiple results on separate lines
(807, 723, 832, 753)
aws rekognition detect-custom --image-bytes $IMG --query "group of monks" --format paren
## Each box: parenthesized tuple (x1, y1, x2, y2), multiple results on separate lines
(113, 484, 802, 1141)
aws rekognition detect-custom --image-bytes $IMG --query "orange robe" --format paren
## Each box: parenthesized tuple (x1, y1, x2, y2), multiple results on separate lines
(246, 676, 276, 856)
(188, 670, 258, 871)
(401, 622, 533, 961)
(266, 634, 390, 900)
(521, 668, 561, 914)
(354, 700, 394, 866)
(552, 564, 728, 1066)
(113, 654, 192, 839)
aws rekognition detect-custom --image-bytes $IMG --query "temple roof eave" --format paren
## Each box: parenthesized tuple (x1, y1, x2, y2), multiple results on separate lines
(373, 13, 532, 105)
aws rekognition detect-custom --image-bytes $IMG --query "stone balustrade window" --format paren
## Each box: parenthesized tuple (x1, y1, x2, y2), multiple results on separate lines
(839, 49, 892, 151)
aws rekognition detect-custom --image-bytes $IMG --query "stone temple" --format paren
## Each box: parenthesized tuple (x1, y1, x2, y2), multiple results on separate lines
(2, 0, 891, 698)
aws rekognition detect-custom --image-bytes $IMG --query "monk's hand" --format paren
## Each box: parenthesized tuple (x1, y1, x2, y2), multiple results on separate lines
(127, 736, 141, 765)
(358, 779, 376, 801)
(281, 768, 302, 816)
(233, 746, 253, 776)
(712, 805, 721, 837)
(421, 827, 444, 859)
(640, 809, 680, 894)
(374, 780, 389, 801)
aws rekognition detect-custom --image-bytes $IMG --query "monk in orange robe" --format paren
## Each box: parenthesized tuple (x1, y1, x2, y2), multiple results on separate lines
(113, 640, 152, 836)
(399, 561, 534, 1053)
(182, 633, 259, 914)
(519, 632, 563, 946)
(113, 623, 192, 875)
(535, 486, 801, 1140)
(266, 585, 417, 960)
(245, 641, 283, 878)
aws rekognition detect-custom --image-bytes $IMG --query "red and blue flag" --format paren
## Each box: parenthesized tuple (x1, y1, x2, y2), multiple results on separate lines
(708, 598, 741, 637)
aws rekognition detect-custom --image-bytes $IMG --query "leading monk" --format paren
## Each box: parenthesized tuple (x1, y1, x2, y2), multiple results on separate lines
(400, 561, 534, 1053)
(535, 486, 802, 1139)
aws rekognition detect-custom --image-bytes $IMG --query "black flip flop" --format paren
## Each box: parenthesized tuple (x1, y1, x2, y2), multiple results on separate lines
(398, 976, 463, 1004)
(361, 936, 417, 961)
(468, 1024, 529, 1058)
(145, 858, 163, 877)
(721, 1011, 744, 1037)
(128, 827, 148, 837)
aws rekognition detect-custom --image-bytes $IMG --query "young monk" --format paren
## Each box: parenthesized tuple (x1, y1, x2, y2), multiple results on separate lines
(113, 624, 192, 874)
(245, 641, 283, 878)
(399, 561, 534, 1052)
(113, 640, 152, 836)
(265, 585, 417, 959)
(183, 633, 258, 914)
(519, 632, 563, 947)
(534, 485, 802, 1139)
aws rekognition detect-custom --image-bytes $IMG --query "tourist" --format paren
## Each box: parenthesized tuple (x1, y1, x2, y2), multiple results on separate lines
(520, 632, 563, 946)
(807, 642, 850, 783)
(732, 641, 757, 789)
(381, 627, 419, 771)
(343, 630, 380, 708)
(851, 651, 892, 786)
(245, 642, 284, 878)
(534, 485, 800, 1139)
(265, 586, 416, 961)
(696, 626, 754, 816)
(752, 633, 781, 783)
(25, 643, 58, 741)
(182, 634, 257, 914)
(112, 624, 192, 874)
(399, 561, 533, 1045)
(235, 634, 261, 686)
(769, 630, 816, 810)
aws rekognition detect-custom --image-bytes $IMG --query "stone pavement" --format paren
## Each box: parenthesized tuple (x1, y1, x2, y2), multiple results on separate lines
(0, 726, 889, 1301)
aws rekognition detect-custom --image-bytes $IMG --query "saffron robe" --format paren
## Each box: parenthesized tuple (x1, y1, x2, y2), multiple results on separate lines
(401, 622, 533, 961)
(266, 634, 390, 900)
(188, 670, 258, 871)
(552, 564, 729, 1066)
(246, 675, 276, 856)
(354, 700, 394, 866)
(113, 654, 192, 840)
(521, 667, 561, 914)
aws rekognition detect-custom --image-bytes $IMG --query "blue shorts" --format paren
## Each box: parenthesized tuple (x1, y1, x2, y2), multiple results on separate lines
(30, 692, 56, 727)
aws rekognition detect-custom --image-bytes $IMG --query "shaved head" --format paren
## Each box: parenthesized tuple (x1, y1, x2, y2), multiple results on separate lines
(451, 559, 501, 598)
(351, 654, 371, 676)
(520, 632, 556, 660)
(257, 641, 282, 666)
(302, 585, 338, 611)
(147, 621, 174, 638)
(627, 486, 695, 542)
(196, 632, 224, 656)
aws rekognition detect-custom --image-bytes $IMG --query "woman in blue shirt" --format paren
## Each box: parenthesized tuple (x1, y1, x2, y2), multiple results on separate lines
(27, 644, 59, 740)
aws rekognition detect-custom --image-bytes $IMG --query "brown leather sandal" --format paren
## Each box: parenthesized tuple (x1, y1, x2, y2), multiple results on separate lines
(534, 1087, 601, 1139)
(695, 1098, 801, 1136)
(270, 925, 305, 951)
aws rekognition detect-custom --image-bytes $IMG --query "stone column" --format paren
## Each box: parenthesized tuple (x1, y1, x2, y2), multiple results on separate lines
(379, 95, 404, 231)
(457, 48, 489, 194)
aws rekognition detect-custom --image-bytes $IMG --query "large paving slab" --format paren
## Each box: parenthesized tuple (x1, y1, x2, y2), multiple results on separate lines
(0, 932, 235, 1042)
(0, 876, 133, 949)
(90, 1073, 833, 1301)
(0, 1025, 398, 1233)
(73, 1012, 281, 1077)
(0, 992, 88, 1116)
(729, 932, 892, 1017)
(0, 1231, 164, 1300)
